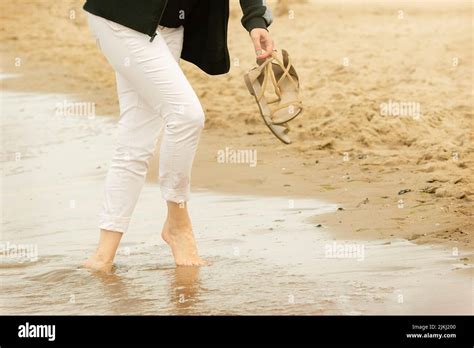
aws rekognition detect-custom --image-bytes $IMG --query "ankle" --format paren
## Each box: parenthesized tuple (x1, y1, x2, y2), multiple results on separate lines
(166, 202, 192, 231)
(92, 251, 114, 265)
(166, 217, 192, 232)
(166, 201, 190, 219)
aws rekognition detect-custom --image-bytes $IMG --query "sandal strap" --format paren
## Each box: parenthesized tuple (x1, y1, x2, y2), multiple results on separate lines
(255, 62, 275, 102)
(253, 50, 302, 121)
(271, 101, 303, 112)
(270, 51, 300, 93)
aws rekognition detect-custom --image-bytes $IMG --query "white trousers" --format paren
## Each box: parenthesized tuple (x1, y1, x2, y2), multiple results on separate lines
(87, 13, 205, 233)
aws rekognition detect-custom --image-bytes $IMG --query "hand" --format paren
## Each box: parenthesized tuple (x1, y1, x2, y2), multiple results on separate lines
(250, 28, 275, 59)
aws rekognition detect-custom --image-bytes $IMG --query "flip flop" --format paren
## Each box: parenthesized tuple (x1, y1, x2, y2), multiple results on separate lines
(244, 49, 302, 144)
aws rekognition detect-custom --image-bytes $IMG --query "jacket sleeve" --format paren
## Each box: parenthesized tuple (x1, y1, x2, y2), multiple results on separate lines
(240, 0, 273, 32)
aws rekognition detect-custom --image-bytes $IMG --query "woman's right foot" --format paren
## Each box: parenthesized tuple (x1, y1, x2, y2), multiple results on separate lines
(84, 229, 122, 273)
(161, 219, 208, 267)
(83, 254, 114, 273)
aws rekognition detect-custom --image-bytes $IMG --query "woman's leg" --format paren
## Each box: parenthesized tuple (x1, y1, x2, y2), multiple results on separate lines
(85, 71, 164, 272)
(83, 229, 122, 273)
(153, 26, 207, 266)
(85, 14, 206, 268)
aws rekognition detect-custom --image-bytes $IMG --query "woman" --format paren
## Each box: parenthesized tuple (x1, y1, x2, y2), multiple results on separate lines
(83, 0, 274, 271)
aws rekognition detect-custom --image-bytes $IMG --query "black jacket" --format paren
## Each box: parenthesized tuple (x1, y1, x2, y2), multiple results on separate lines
(83, 0, 272, 75)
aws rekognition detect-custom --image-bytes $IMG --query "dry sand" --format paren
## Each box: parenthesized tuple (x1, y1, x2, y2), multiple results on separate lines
(1, 0, 472, 267)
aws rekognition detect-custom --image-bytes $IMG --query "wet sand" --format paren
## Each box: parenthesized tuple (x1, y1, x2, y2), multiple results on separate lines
(0, 0, 473, 314)
(1, 88, 472, 314)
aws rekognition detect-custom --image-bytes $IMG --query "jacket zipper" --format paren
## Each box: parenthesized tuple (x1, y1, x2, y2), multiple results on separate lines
(150, 0, 169, 42)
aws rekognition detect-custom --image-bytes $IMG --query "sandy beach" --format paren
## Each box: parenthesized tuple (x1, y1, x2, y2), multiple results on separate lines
(0, 0, 472, 314)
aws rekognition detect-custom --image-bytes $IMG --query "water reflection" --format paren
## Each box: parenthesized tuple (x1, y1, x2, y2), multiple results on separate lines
(170, 266, 201, 314)
(88, 267, 147, 315)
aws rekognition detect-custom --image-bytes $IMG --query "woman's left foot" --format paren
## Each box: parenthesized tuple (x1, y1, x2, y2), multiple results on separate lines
(162, 219, 208, 266)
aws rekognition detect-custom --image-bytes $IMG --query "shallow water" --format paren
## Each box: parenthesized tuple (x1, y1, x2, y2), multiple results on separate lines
(1, 87, 471, 315)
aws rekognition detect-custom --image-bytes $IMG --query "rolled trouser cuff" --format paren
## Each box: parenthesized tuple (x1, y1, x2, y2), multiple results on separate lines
(99, 213, 131, 233)
(160, 185, 190, 204)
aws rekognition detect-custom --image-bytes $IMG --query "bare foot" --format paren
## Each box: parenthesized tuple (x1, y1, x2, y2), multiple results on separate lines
(83, 254, 114, 274)
(162, 219, 208, 266)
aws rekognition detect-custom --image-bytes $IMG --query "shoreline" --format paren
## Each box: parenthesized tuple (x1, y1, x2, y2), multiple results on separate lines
(1, 72, 472, 264)
(1, 84, 472, 315)
(1, 0, 472, 261)
(191, 132, 473, 258)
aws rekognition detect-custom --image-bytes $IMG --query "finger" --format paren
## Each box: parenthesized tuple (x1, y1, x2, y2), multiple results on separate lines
(264, 37, 274, 54)
(258, 43, 271, 59)
(259, 46, 271, 58)
(251, 34, 265, 58)
(260, 35, 274, 59)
